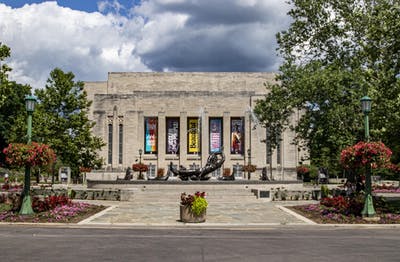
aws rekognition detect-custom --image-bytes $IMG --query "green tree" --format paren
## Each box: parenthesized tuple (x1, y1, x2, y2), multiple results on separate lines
(255, 0, 400, 171)
(0, 42, 31, 164)
(32, 68, 104, 179)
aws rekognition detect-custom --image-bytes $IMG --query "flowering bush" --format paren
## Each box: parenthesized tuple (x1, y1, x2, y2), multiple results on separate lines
(242, 164, 256, 173)
(181, 191, 208, 215)
(132, 163, 148, 172)
(320, 195, 364, 216)
(79, 167, 92, 173)
(340, 141, 392, 170)
(373, 184, 400, 193)
(296, 165, 310, 175)
(32, 195, 71, 213)
(3, 142, 56, 168)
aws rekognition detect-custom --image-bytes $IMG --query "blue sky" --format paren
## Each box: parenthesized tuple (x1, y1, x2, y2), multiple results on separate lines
(2, 0, 100, 11)
(0, 0, 291, 88)
(1, 0, 141, 15)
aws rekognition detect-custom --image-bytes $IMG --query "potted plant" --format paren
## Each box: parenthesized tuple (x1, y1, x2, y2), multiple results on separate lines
(296, 165, 310, 182)
(180, 191, 208, 223)
(132, 163, 148, 180)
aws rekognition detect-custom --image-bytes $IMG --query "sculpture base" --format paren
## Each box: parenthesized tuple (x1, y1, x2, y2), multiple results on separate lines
(180, 205, 206, 223)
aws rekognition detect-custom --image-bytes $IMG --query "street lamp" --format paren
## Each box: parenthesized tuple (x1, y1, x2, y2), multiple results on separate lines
(20, 95, 36, 215)
(139, 148, 143, 179)
(360, 95, 376, 217)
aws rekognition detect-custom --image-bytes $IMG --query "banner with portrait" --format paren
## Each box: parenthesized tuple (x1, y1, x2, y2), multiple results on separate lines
(145, 117, 158, 153)
(188, 118, 200, 153)
(166, 118, 179, 154)
(231, 118, 244, 154)
(209, 118, 222, 153)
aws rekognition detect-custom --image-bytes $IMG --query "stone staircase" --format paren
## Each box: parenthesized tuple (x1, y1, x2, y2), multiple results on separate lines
(123, 184, 258, 204)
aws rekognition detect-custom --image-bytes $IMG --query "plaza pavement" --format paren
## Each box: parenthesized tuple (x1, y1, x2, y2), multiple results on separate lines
(76, 199, 317, 228)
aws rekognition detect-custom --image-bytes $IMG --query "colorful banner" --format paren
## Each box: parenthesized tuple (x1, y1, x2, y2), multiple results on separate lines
(231, 118, 244, 154)
(209, 118, 222, 153)
(188, 118, 200, 153)
(145, 117, 157, 153)
(166, 118, 179, 154)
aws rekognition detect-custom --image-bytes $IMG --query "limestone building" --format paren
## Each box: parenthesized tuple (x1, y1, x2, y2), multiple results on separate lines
(84, 72, 304, 180)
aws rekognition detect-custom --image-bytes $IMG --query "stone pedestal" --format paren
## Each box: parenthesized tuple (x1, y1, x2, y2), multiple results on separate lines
(180, 205, 206, 223)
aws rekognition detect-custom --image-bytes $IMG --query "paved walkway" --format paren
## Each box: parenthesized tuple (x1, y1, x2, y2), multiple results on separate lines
(77, 199, 317, 227)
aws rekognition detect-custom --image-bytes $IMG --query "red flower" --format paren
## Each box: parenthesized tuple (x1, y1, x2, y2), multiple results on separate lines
(340, 141, 392, 170)
(3, 142, 56, 168)
(132, 163, 148, 172)
(296, 165, 310, 175)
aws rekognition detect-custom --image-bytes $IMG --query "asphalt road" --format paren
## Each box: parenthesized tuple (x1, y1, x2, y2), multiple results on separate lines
(0, 225, 399, 262)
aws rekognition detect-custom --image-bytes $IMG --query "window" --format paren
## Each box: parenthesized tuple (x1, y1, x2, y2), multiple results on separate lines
(147, 163, 156, 178)
(144, 117, 158, 154)
(118, 124, 123, 164)
(209, 118, 223, 153)
(277, 133, 282, 165)
(108, 124, 113, 164)
(233, 163, 244, 178)
(266, 127, 272, 164)
(211, 168, 221, 178)
(166, 117, 179, 154)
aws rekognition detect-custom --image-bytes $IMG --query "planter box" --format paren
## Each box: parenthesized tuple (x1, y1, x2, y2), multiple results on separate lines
(180, 204, 206, 223)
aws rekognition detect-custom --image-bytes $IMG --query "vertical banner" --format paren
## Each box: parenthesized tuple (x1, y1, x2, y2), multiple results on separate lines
(188, 118, 200, 153)
(145, 117, 158, 153)
(166, 118, 179, 154)
(209, 118, 222, 153)
(231, 118, 244, 154)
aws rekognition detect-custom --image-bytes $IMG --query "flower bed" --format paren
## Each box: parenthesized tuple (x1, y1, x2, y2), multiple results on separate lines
(289, 195, 400, 224)
(0, 194, 106, 223)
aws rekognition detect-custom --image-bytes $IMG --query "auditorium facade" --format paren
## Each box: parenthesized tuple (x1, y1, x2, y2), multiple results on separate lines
(84, 72, 306, 180)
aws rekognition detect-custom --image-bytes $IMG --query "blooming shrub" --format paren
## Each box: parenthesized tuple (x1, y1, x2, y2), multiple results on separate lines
(32, 195, 71, 213)
(320, 195, 364, 216)
(132, 163, 148, 172)
(3, 142, 56, 168)
(79, 167, 92, 173)
(296, 165, 310, 175)
(373, 184, 400, 193)
(340, 141, 392, 170)
(242, 164, 257, 173)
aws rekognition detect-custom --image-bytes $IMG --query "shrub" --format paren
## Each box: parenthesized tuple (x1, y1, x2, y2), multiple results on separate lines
(32, 195, 71, 213)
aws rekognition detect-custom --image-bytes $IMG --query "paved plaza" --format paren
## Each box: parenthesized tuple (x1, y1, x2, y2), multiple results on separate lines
(77, 199, 316, 227)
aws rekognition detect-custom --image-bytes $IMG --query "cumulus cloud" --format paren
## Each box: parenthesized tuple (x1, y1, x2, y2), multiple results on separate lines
(0, 0, 291, 88)
(0, 2, 148, 88)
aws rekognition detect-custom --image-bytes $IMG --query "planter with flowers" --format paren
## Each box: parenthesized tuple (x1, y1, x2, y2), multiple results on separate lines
(180, 191, 208, 223)
(296, 165, 310, 182)
(132, 163, 148, 180)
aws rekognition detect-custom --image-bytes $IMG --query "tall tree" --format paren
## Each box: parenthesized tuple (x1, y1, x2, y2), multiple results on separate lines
(255, 0, 400, 170)
(32, 68, 104, 178)
(0, 42, 31, 164)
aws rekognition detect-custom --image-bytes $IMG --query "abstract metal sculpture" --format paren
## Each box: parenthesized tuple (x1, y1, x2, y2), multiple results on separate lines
(169, 152, 225, 181)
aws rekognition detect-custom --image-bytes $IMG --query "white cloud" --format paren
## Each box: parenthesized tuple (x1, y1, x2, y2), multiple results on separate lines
(0, 0, 291, 88)
(0, 2, 149, 88)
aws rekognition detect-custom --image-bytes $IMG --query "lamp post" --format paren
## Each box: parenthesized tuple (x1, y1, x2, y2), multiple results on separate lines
(360, 96, 376, 217)
(20, 95, 36, 215)
(247, 149, 251, 180)
(139, 148, 143, 179)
